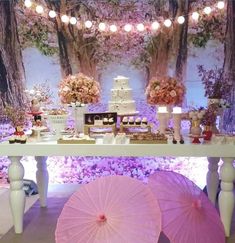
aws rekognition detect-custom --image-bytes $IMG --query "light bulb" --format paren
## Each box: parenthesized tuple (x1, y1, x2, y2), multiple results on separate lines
(177, 16, 185, 24)
(99, 22, 106, 31)
(49, 10, 56, 18)
(110, 24, 117, 32)
(36, 5, 44, 14)
(61, 15, 69, 23)
(204, 6, 212, 15)
(124, 24, 132, 32)
(137, 23, 145, 32)
(85, 20, 93, 28)
(70, 17, 77, 25)
(151, 21, 160, 31)
(192, 12, 199, 21)
(24, 0, 32, 8)
(217, 1, 225, 9)
(164, 19, 172, 27)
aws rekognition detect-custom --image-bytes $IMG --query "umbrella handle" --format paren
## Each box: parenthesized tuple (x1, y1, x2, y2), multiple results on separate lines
(97, 214, 107, 223)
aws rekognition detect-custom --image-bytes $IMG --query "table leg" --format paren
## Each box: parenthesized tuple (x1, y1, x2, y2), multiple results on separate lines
(8, 156, 25, 234)
(206, 157, 220, 205)
(219, 157, 235, 237)
(35, 156, 49, 207)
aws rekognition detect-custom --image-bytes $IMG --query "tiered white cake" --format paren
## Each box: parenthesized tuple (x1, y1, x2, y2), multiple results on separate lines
(108, 76, 137, 115)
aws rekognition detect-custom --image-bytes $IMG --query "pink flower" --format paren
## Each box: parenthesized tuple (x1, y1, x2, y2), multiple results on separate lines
(170, 90, 177, 97)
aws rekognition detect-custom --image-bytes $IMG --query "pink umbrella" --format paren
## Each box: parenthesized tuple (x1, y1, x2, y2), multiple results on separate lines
(55, 175, 161, 243)
(148, 171, 225, 243)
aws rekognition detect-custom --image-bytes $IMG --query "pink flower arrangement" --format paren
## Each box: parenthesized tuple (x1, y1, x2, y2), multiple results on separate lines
(58, 73, 101, 104)
(146, 76, 186, 105)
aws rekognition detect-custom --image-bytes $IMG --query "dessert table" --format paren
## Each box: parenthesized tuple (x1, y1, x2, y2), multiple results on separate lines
(0, 141, 234, 237)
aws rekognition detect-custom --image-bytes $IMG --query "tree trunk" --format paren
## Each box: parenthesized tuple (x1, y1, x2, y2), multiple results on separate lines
(56, 29, 73, 77)
(147, 0, 189, 81)
(47, 1, 98, 79)
(0, 0, 25, 108)
(174, 0, 189, 81)
(222, 0, 235, 131)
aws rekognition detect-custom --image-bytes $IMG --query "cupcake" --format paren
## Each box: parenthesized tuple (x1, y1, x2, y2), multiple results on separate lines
(103, 118, 109, 125)
(135, 117, 141, 125)
(129, 117, 134, 125)
(122, 117, 128, 125)
(141, 117, 148, 125)
(9, 136, 16, 144)
(20, 135, 27, 144)
(15, 135, 21, 143)
(108, 118, 114, 125)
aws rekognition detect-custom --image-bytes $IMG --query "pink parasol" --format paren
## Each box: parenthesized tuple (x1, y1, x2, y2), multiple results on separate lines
(148, 171, 225, 243)
(55, 175, 161, 243)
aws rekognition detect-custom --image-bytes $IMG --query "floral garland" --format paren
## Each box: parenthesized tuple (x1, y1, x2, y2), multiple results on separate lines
(146, 76, 185, 106)
(58, 73, 101, 104)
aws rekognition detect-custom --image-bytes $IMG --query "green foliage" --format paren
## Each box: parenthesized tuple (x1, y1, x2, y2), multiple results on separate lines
(188, 13, 226, 48)
(18, 20, 58, 56)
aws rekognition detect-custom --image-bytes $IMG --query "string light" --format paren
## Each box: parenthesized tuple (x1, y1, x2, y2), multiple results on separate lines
(24, 0, 32, 8)
(151, 21, 160, 31)
(177, 16, 185, 24)
(204, 6, 212, 15)
(35, 5, 44, 14)
(99, 23, 106, 31)
(24, 1, 225, 34)
(124, 24, 132, 32)
(110, 24, 117, 32)
(49, 10, 56, 18)
(164, 19, 172, 28)
(85, 20, 93, 28)
(191, 11, 199, 21)
(137, 23, 145, 32)
(61, 15, 69, 23)
(70, 17, 77, 25)
(217, 1, 225, 10)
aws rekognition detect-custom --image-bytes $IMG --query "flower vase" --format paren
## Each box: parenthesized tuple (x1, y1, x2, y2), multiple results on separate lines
(172, 113, 181, 140)
(157, 106, 168, 134)
(74, 105, 86, 136)
(202, 125, 213, 141)
(190, 120, 202, 136)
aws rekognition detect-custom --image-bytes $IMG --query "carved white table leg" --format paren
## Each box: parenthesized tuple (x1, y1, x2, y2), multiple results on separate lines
(219, 157, 235, 237)
(35, 156, 49, 207)
(8, 156, 25, 234)
(206, 157, 220, 205)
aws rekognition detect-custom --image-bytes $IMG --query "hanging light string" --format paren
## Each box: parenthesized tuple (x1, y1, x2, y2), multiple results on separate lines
(24, 0, 225, 33)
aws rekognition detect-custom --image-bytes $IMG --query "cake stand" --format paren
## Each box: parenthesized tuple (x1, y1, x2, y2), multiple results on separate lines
(31, 126, 47, 141)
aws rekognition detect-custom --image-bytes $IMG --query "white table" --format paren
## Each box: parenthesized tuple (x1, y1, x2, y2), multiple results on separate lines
(0, 142, 234, 236)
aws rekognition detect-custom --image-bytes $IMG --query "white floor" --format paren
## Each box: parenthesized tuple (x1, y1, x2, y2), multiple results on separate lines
(0, 184, 81, 238)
